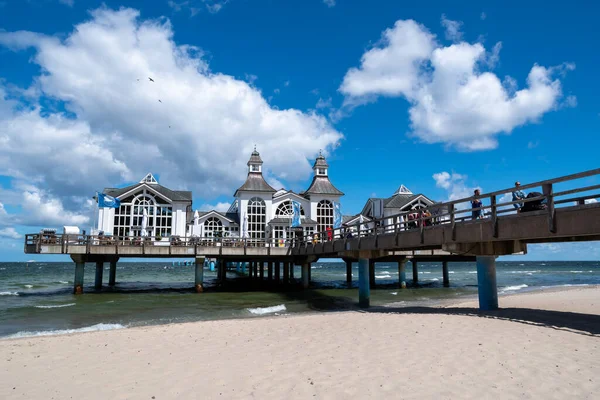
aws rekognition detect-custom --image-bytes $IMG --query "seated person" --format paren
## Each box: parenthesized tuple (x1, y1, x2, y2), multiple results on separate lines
(512, 181, 526, 211)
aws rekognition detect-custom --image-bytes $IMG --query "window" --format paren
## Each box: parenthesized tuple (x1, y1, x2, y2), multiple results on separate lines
(317, 200, 333, 234)
(204, 217, 223, 239)
(250, 165, 260, 172)
(247, 197, 266, 242)
(112, 191, 172, 237)
(275, 200, 305, 217)
(317, 168, 326, 175)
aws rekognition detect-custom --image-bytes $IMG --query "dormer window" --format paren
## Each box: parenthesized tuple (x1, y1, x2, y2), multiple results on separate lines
(250, 164, 260, 172)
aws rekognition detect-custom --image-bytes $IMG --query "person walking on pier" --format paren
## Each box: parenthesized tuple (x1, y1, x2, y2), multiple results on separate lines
(471, 189, 483, 220)
(512, 181, 526, 212)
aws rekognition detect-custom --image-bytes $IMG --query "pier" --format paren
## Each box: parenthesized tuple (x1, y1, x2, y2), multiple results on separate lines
(23, 168, 600, 310)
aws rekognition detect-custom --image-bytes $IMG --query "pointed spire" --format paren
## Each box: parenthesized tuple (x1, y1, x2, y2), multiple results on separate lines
(312, 151, 328, 175)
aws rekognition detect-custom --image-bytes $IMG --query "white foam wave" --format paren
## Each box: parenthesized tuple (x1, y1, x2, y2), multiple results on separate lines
(0, 291, 19, 296)
(247, 304, 286, 315)
(570, 271, 584, 273)
(429, 278, 439, 281)
(502, 284, 528, 292)
(24, 284, 33, 289)
(58, 281, 69, 284)
(5, 323, 126, 339)
(375, 274, 392, 279)
(35, 303, 76, 309)
(448, 271, 455, 274)
(390, 292, 398, 295)
(468, 271, 477, 274)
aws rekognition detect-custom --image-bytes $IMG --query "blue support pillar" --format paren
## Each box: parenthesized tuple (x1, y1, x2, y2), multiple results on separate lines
(358, 258, 370, 308)
(108, 260, 117, 286)
(195, 257, 205, 292)
(476, 256, 498, 310)
(209, 260, 215, 272)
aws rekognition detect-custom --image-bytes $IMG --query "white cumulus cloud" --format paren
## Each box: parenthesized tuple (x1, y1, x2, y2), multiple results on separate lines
(441, 14, 463, 42)
(340, 19, 574, 151)
(0, 227, 22, 239)
(0, 7, 342, 224)
(323, 0, 336, 7)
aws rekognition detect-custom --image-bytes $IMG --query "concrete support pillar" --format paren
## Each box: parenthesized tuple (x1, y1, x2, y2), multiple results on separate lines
(283, 262, 290, 283)
(195, 257, 205, 292)
(476, 256, 498, 310)
(301, 263, 310, 289)
(236, 262, 241, 273)
(94, 261, 104, 290)
(369, 260, 376, 289)
(253, 261, 258, 279)
(412, 260, 419, 286)
(220, 261, 227, 284)
(290, 263, 295, 280)
(259, 261, 265, 280)
(442, 261, 449, 288)
(268, 261, 273, 281)
(345, 259, 353, 286)
(308, 263, 311, 282)
(358, 258, 370, 308)
(275, 261, 281, 283)
(398, 259, 407, 289)
(108, 260, 117, 286)
(73, 261, 85, 294)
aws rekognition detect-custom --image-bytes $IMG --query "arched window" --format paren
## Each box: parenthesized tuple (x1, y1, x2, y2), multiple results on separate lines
(317, 200, 333, 234)
(203, 217, 223, 238)
(112, 191, 172, 237)
(275, 200, 305, 217)
(247, 197, 266, 241)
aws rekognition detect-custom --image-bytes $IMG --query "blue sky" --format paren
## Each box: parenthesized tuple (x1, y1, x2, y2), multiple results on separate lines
(0, 0, 598, 261)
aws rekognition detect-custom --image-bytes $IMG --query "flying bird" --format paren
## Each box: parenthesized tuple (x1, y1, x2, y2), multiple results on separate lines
(158, 99, 162, 103)
(148, 77, 154, 82)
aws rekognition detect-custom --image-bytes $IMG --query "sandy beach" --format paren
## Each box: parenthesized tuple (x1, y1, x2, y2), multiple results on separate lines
(1, 286, 598, 399)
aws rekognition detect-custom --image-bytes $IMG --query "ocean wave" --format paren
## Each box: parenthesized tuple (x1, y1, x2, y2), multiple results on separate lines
(502, 284, 528, 292)
(570, 271, 584, 273)
(375, 275, 392, 279)
(58, 281, 69, 284)
(5, 323, 126, 339)
(429, 278, 439, 281)
(468, 271, 477, 274)
(35, 303, 76, 309)
(508, 270, 541, 274)
(247, 304, 286, 315)
(390, 292, 398, 295)
(24, 284, 33, 289)
(448, 271, 455, 274)
(0, 291, 19, 296)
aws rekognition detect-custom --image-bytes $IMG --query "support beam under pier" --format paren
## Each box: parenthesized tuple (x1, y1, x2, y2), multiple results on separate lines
(369, 260, 375, 289)
(302, 263, 309, 289)
(412, 260, 418, 286)
(398, 259, 407, 289)
(476, 256, 498, 310)
(195, 256, 205, 292)
(109, 260, 117, 286)
(345, 259, 352, 286)
(442, 261, 449, 288)
(290, 263, 295, 280)
(268, 261, 273, 281)
(275, 261, 280, 283)
(73, 259, 84, 294)
(95, 261, 104, 290)
(283, 262, 290, 284)
(358, 258, 370, 308)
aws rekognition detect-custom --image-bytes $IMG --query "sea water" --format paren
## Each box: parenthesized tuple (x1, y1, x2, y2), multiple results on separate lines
(0, 261, 598, 338)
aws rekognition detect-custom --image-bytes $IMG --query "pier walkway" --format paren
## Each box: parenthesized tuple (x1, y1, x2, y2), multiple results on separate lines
(23, 168, 600, 310)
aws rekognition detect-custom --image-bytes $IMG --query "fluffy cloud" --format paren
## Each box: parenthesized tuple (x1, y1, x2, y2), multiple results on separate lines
(168, 0, 228, 15)
(340, 19, 574, 151)
(0, 7, 341, 220)
(0, 227, 22, 239)
(58, 0, 74, 7)
(440, 14, 463, 42)
(433, 171, 481, 213)
(323, 0, 336, 7)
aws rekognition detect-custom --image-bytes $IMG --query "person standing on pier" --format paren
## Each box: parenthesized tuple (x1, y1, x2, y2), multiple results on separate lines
(471, 189, 483, 220)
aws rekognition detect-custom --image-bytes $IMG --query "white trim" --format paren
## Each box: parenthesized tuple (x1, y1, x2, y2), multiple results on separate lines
(400, 194, 434, 211)
(115, 183, 172, 203)
(197, 210, 236, 223)
(272, 190, 307, 202)
(344, 214, 372, 225)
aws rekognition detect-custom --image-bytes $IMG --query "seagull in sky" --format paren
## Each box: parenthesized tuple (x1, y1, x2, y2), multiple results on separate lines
(148, 77, 155, 82)
(158, 99, 162, 103)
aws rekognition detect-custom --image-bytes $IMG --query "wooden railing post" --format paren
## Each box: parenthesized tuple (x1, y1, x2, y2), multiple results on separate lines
(542, 183, 556, 233)
(491, 195, 498, 238)
(419, 211, 424, 244)
(449, 203, 456, 241)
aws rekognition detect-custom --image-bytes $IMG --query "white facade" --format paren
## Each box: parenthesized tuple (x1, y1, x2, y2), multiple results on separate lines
(97, 174, 192, 238)
(188, 150, 344, 242)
